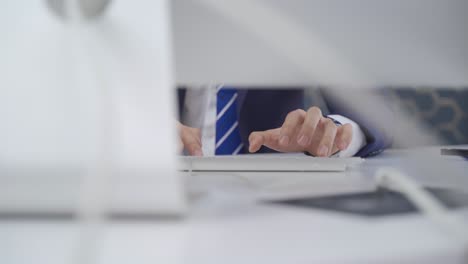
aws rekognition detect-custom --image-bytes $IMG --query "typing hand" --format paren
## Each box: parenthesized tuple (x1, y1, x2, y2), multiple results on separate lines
(248, 107, 353, 157)
(177, 121, 203, 156)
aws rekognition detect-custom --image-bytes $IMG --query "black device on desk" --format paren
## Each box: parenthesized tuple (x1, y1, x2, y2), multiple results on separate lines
(273, 187, 468, 217)
(441, 148, 468, 158)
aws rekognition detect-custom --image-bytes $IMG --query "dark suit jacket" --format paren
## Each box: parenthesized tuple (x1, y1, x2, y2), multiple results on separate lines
(178, 88, 391, 157)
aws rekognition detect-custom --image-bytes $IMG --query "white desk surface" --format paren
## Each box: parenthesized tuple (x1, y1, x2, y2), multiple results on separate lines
(2, 147, 468, 264)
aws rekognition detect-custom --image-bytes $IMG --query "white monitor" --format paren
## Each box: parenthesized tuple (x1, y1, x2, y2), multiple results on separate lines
(172, 0, 468, 87)
(0, 0, 185, 217)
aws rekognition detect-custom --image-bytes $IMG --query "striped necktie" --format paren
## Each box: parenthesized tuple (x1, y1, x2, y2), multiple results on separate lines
(215, 87, 244, 155)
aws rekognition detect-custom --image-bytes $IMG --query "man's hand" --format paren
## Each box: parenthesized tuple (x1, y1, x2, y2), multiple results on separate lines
(177, 121, 203, 156)
(248, 107, 352, 157)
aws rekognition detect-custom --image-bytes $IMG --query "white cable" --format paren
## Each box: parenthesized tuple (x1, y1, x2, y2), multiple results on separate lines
(375, 167, 468, 251)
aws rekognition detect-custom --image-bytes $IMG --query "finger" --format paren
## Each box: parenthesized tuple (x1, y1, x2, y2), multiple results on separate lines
(248, 129, 279, 153)
(335, 123, 353, 151)
(279, 109, 305, 147)
(182, 129, 203, 156)
(185, 141, 203, 156)
(317, 118, 338, 157)
(178, 138, 184, 153)
(297, 106, 322, 147)
(183, 132, 202, 156)
(248, 131, 265, 153)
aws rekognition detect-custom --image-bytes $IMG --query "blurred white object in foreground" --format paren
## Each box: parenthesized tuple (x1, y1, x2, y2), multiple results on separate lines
(0, 0, 185, 216)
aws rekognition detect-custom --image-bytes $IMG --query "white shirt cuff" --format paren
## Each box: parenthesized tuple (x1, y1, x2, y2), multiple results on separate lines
(328, 115, 367, 158)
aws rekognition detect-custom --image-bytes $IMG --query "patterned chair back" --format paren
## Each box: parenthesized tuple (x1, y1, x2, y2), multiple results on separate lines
(386, 87, 468, 145)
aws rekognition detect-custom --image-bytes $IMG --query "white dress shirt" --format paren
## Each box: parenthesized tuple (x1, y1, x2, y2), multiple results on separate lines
(182, 86, 366, 157)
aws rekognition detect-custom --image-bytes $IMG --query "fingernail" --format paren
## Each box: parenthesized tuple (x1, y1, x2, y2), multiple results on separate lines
(194, 150, 203, 157)
(318, 145, 329, 156)
(279, 136, 289, 146)
(297, 135, 309, 146)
